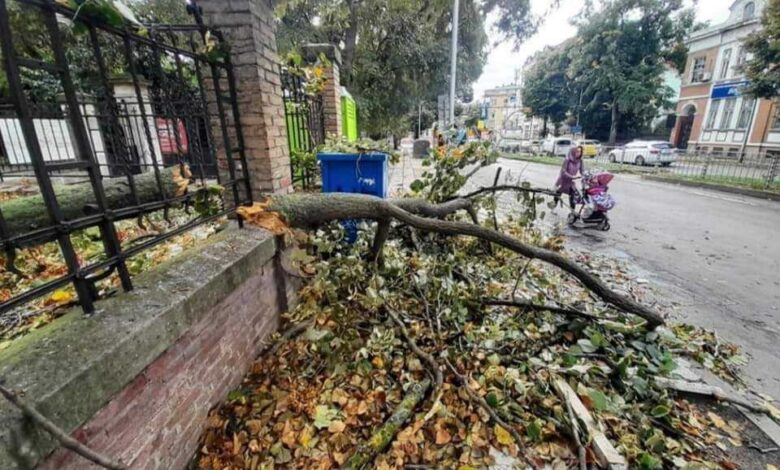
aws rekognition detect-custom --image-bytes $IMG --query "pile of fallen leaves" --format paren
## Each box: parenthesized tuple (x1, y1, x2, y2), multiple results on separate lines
(192, 144, 775, 469)
(0, 206, 224, 344)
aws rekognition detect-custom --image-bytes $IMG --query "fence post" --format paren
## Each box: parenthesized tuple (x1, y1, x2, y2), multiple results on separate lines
(766, 152, 779, 190)
(198, 0, 293, 194)
(302, 43, 342, 139)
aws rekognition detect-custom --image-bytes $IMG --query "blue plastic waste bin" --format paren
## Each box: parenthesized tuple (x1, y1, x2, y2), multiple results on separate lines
(317, 152, 390, 241)
(317, 152, 389, 198)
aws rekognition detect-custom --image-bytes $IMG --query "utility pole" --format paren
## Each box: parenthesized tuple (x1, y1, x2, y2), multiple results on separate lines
(448, 0, 459, 127)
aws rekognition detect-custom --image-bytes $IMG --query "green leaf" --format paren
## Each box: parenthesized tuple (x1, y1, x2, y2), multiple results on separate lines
(639, 452, 662, 469)
(485, 392, 500, 408)
(587, 389, 609, 412)
(313, 405, 339, 429)
(577, 339, 598, 353)
(526, 419, 543, 442)
(650, 404, 670, 418)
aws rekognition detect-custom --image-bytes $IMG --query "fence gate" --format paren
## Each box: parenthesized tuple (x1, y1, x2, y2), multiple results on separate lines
(280, 65, 325, 189)
(0, 0, 252, 314)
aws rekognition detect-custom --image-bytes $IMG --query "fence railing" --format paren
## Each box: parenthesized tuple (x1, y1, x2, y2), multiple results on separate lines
(0, 0, 252, 315)
(280, 65, 325, 190)
(590, 146, 780, 190)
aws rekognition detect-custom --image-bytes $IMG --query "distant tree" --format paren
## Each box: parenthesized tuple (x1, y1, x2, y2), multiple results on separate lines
(521, 45, 573, 137)
(741, 0, 779, 99)
(569, 0, 693, 144)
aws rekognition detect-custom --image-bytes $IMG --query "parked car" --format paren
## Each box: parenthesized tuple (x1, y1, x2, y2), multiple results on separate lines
(576, 139, 601, 158)
(529, 140, 542, 154)
(607, 140, 677, 166)
(497, 138, 523, 153)
(541, 137, 573, 157)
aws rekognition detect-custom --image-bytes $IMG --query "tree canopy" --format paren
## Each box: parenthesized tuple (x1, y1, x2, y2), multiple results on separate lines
(275, 0, 537, 138)
(742, 0, 779, 99)
(520, 0, 692, 143)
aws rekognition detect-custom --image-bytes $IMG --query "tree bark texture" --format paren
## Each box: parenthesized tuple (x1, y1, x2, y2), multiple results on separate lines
(265, 193, 665, 327)
(0, 166, 189, 243)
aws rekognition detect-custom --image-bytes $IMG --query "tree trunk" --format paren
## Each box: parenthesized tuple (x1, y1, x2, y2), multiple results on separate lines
(261, 193, 665, 327)
(341, 0, 359, 87)
(0, 166, 189, 243)
(609, 99, 619, 145)
(541, 115, 548, 138)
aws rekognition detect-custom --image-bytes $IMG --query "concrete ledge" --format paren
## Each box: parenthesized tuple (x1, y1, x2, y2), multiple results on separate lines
(642, 175, 780, 202)
(0, 225, 278, 468)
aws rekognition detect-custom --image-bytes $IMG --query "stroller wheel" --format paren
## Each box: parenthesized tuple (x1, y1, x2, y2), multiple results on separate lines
(567, 212, 578, 225)
(599, 220, 611, 231)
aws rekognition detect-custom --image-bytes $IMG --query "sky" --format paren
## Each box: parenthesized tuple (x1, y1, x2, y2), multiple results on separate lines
(471, 0, 736, 99)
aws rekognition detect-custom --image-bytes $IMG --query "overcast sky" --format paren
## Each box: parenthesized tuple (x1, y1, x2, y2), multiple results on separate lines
(472, 0, 736, 99)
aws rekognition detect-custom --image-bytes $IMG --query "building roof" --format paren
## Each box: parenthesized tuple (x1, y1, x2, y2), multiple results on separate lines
(687, 0, 764, 44)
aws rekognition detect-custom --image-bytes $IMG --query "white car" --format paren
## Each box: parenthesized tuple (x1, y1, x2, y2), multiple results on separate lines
(607, 140, 677, 166)
(497, 138, 523, 153)
(541, 137, 573, 157)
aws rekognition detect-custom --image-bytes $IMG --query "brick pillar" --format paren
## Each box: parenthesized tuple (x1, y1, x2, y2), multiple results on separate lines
(199, 0, 292, 194)
(302, 44, 342, 138)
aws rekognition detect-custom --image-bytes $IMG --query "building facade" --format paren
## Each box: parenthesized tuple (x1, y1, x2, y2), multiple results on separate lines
(483, 84, 545, 139)
(671, 0, 779, 157)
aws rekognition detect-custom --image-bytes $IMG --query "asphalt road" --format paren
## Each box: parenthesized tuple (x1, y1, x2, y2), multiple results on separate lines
(470, 158, 780, 398)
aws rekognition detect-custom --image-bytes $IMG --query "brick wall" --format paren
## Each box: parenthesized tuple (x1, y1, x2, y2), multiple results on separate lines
(39, 264, 284, 469)
(303, 44, 343, 139)
(200, 0, 292, 194)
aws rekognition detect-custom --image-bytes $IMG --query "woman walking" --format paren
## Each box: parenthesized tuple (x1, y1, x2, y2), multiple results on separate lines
(555, 146, 585, 210)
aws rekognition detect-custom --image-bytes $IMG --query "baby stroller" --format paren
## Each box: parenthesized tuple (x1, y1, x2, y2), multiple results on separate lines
(567, 170, 615, 231)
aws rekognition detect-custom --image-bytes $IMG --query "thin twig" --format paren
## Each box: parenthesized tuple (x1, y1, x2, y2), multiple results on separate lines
(483, 298, 599, 321)
(443, 357, 532, 466)
(0, 383, 127, 470)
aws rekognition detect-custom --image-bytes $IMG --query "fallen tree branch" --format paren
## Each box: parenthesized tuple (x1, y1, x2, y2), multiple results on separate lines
(263, 193, 664, 328)
(385, 307, 443, 391)
(0, 383, 127, 470)
(457, 184, 559, 201)
(261, 318, 316, 357)
(565, 394, 587, 470)
(483, 298, 599, 322)
(343, 378, 431, 470)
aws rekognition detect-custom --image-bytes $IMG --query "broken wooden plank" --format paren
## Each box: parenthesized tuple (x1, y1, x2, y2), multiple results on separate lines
(553, 378, 628, 470)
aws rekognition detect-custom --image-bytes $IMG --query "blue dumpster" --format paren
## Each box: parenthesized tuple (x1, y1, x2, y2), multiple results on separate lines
(317, 152, 390, 241)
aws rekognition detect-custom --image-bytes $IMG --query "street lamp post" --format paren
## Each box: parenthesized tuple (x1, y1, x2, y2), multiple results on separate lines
(449, 0, 459, 126)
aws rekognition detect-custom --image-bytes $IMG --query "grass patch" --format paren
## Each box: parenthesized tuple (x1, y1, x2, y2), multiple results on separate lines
(649, 173, 780, 193)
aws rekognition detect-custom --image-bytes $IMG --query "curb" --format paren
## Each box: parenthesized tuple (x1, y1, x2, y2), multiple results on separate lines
(641, 175, 780, 202)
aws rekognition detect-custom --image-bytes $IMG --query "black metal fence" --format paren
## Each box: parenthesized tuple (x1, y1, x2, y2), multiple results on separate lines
(280, 65, 325, 189)
(0, 0, 252, 315)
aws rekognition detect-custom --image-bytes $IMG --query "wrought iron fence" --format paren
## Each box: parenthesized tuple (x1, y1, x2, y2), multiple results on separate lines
(280, 65, 325, 190)
(0, 0, 252, 315)
(592, 146, 780, 191)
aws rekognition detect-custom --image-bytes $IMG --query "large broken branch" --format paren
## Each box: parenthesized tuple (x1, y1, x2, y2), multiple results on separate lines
(0, 383, 127, 470)
(262, 193, 664, 327)
(0, 166, 190, 245)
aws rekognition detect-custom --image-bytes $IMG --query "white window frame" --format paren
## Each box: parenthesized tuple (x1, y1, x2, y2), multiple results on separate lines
(735, 47, 748, 69)
(743, 2, 756, 20)
(771, 104, 780, 131)
(719, 48, 732, 79)
(691, 57, 706, 83)
(720, 99, 737, 129)
(736, 98, 755, 129)
(706, 100, 721, 129)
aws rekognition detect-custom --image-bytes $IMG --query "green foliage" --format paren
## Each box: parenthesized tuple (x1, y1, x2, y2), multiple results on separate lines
(521, 45, 574, 130)
(408, 141, 497, 202)
(742, 0, 780, 98)
(192, 184, 225, 217)
(320, 136, 401, 164)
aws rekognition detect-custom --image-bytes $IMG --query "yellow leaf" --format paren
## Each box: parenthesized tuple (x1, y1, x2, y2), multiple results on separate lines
(371, 356, 385, 368)
(708, 411, 727, 429)
(494, 424, 514, 446)
(299, 425, 315, 448)
(767, 465, 778, 470)
(50, 289, 73, 304)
